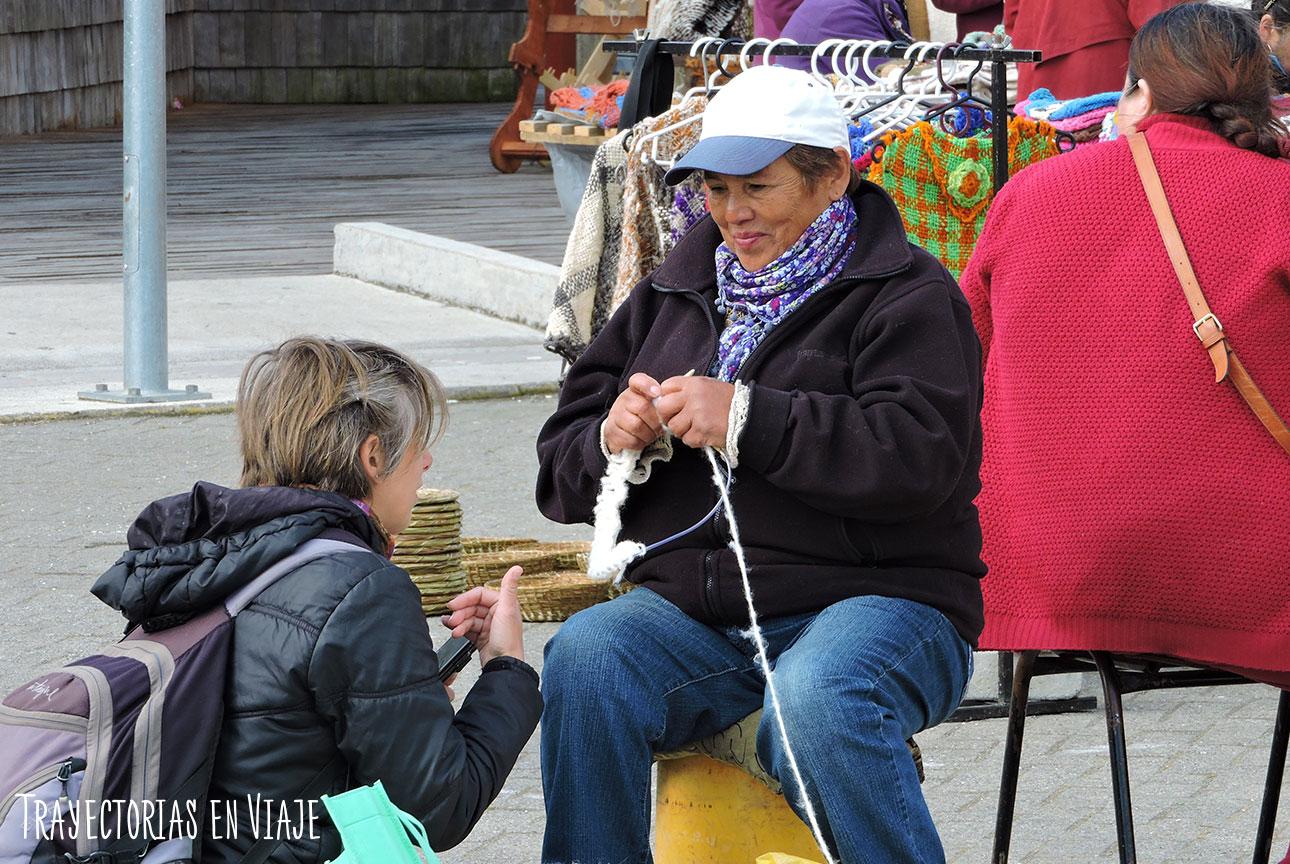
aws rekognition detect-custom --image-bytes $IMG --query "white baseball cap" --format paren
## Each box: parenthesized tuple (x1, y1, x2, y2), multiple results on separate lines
(664, 65, 850, 186)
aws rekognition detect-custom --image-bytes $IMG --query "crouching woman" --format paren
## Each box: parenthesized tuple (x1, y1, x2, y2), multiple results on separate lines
(92, 337, 542, 863)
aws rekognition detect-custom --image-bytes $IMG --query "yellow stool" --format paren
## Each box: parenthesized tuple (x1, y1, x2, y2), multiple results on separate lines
(654, 755, 820, 864)
(652, 709, 924, 864)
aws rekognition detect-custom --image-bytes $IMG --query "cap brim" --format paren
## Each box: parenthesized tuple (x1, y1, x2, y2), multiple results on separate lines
(663, 136, 795, 186)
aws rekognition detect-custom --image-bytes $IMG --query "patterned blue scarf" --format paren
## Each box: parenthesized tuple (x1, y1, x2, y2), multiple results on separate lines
(709, 196, 858, 382)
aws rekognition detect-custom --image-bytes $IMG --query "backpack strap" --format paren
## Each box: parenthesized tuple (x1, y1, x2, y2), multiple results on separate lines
(239, 753, 346, 864)
(230, 538, 366, 863)
(1127, 132, 1290, 457)
(224, 538, 371, 617)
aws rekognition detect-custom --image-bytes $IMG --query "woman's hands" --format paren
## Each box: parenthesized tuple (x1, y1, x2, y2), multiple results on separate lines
(603, 373, 665, 454)
(442, 566, 525, 667)
(605, 372, 735, 453)
(654, 376, 734, 450)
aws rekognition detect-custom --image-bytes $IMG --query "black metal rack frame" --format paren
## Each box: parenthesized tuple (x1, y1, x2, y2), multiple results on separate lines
(605, 37, 1040, 199)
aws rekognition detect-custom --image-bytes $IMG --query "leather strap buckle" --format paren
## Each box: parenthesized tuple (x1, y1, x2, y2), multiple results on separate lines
(64, 844, 148, 864)
(1192, 312, 1223, 340)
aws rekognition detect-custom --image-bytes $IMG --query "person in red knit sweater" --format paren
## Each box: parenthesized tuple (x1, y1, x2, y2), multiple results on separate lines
(961, 4, 1290, 686)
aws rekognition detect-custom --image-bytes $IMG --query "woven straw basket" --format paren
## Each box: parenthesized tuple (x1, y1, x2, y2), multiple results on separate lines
(461, 536, 540, 555)
(525, 540, 591, 571)
(485, 571, 612, 622)
(463, 549, 564, 587)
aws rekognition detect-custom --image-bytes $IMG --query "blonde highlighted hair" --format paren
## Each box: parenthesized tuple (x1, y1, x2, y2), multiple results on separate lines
(237, 337, 446, 499)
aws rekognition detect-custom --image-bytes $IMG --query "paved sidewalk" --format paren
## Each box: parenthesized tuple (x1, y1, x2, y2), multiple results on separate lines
(0, 274, 560, 420)
(1, 404, 1285, 863)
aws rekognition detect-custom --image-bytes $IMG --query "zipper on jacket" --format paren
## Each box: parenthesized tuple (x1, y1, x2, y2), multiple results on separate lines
(702, 550, 722, 621)
(652, 283, 722, 374)
(713, 501, 728, 544)
(733, 276, 865, 385)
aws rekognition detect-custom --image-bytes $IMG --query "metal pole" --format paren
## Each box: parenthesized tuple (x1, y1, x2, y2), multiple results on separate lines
(80, 0, 207, 403)
(991, 60, 1009, 194)
(123, 0, 167, 394)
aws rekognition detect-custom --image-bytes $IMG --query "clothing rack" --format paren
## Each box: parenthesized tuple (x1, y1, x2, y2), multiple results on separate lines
(607, 36, 1097, 725)
(605, 37, 1040, 195)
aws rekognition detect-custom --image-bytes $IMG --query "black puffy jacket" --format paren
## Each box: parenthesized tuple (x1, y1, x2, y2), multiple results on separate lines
(91, 482, 542, 863)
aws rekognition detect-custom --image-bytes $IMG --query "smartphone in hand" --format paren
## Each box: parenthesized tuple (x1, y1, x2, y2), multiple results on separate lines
(436, 636, 476, 682)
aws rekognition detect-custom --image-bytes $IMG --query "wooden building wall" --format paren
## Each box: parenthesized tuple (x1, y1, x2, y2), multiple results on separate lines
(0, 0, 195, 136)
(189, 0, 526, 106)
(0, 0, 527, 135)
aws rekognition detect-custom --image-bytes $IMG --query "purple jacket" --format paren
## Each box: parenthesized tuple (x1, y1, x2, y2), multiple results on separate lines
(754, 0, 804, 39)
(776, 0, 912, 74)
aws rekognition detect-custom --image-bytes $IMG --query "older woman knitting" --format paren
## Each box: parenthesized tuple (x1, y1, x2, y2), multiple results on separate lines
(536, 66, 985, 864)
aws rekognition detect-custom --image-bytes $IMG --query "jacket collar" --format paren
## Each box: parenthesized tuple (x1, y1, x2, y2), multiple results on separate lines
(93, 483, 387, 627)
(123, 481, 384, 552)
(649, 179, 915, 294)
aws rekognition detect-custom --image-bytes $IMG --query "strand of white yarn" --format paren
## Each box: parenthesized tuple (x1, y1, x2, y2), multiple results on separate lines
(584, 430, 835, 862)
(702, 446, 836, 864)
(587, 448, 648, 583)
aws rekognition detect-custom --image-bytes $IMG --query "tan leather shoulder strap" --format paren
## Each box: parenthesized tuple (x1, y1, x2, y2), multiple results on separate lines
(1127, 132, 1290, 457)
(1127, 133, 1230, 381)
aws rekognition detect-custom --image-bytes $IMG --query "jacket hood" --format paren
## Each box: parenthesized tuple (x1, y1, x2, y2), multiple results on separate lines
(649, 178, 916, 293)
(92, 482, 385, 628)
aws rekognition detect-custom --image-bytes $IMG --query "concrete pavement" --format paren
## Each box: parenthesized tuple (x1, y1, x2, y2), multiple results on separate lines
(0, 274, 561, 421)
(0, 217, 1283, 862)
(1, 404, 1285, 863)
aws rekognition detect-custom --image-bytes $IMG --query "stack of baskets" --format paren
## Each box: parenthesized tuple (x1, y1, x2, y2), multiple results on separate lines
(390, 488, 466, 616)
(462, 537, 623, 622)
(389, 488, 623, 622)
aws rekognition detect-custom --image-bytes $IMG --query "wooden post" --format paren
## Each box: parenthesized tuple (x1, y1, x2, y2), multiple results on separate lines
(907, 0, 931, 42)
(489, 0, 646, 173)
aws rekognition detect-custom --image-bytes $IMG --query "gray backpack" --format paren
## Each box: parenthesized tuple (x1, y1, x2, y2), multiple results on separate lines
(0, 538, 359, 864)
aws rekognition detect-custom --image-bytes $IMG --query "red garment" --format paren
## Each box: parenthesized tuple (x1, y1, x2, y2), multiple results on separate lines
(1004, 0, 1179, 98)
(930, 0, 1003, 40)
(960, 114, 1290, 675)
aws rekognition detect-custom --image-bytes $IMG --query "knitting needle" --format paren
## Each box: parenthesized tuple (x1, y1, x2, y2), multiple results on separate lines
(654, 368, 693, 402)
(652, 369, 695, 428)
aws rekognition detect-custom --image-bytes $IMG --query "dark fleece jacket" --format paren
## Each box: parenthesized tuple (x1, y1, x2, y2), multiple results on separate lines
(536, 180, 987, 644)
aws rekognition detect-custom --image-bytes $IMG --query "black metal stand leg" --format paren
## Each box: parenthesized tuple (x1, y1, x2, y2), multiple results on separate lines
(990, 60, 1009, 193)
(993, 650, 1037, 864)
(1254, 690, 1290, 863)
(1092, 652, 1137, 864)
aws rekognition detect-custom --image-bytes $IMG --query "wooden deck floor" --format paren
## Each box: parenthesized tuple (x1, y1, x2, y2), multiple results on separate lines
(0, 103, 569, 284)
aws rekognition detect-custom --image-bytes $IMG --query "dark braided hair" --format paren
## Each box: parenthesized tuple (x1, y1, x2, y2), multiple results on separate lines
(1129, 4, 1286, 157)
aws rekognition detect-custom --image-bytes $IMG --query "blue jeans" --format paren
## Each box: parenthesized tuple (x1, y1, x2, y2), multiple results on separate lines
(540, 586, 973, 864)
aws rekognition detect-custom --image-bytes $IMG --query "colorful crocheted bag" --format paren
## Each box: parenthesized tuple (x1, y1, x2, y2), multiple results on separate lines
(868, 117, 1059, 277)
